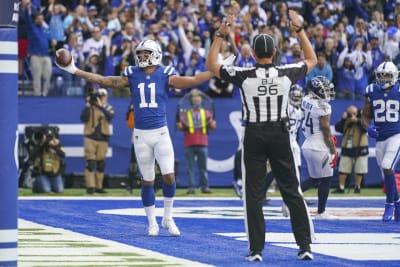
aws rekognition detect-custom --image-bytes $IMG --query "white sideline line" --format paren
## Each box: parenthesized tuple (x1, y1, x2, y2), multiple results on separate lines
(18, 219, 212, 267)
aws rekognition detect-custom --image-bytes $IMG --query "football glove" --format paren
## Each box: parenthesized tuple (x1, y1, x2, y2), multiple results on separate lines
(55, 53, 78, 74)
(366, 125, 380, 139)
(332, 135, 338, 146)
(330, 152, 338, 168)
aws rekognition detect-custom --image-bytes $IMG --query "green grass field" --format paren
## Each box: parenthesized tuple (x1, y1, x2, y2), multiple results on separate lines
(18, 187, 386, 198)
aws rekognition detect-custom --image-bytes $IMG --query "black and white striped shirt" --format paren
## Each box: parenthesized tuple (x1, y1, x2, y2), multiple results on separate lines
(220, 62, 307, 123)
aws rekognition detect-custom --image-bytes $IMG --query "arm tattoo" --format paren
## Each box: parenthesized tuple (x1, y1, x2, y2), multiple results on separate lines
(77, 70, 128, 89)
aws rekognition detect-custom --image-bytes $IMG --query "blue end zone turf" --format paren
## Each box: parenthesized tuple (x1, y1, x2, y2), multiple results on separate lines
(19, 198, 400, 266)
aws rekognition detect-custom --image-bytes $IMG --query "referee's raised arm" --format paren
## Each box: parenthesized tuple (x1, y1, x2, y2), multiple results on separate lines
(206, 15, 235, 78)
(288, 9, 317, 73)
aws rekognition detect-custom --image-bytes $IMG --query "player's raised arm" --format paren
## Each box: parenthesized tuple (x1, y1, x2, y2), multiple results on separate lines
(288, 10, 317, 73)
(206, 15, 235, 79)
(55, 48, 129, 89)
(168, 71, 214, 89)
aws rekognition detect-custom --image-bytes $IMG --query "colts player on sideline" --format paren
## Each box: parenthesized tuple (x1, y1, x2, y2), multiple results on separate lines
(55, 41, 232, 237)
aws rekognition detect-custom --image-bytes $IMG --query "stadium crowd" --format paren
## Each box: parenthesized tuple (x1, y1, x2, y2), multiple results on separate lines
(18, 0, 400, 98)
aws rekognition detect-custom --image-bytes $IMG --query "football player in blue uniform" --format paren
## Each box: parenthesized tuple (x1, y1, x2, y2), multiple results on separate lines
(362, 61, 400, 222)
(55, 40, 215, 236)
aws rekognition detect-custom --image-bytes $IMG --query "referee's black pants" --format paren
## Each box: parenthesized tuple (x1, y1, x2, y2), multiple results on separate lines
(242, 121, 313, 253)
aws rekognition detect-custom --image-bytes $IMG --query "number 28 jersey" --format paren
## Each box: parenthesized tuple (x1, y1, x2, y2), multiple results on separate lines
(365, 83, 400, 141)
(123, 65, 176, 130)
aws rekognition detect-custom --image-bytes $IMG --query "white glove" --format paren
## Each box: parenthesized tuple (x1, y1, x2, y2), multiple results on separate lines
(218, 54, 236, 65)
(55, 53, 78, 74)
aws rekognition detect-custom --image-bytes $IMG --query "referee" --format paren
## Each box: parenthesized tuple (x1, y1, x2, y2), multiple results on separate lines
(206, 11, 317, 262)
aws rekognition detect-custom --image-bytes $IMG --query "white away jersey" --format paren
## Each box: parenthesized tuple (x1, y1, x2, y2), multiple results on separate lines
(301, 95, 332, 151)
(288, 103, 303, 142)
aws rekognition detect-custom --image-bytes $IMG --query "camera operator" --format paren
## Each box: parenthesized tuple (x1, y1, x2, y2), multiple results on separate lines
(31, 128, 66, 193)
(80, 88, 115, 194)
(332, 105, 369, 194)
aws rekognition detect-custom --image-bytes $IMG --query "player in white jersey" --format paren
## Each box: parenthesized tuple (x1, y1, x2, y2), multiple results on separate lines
(301, 75, 338, 219)
(281, 84, 305, 217)
(55, 40, 215, 237)
(288, 84, 304, 171)
(362, 61, 400, 222)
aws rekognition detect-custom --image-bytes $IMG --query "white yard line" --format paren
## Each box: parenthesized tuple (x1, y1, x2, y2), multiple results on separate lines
(18, 219, 213, 267)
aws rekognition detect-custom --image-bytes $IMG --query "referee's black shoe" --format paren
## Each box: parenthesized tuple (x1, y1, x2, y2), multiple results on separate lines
(245, 251, 262, 262)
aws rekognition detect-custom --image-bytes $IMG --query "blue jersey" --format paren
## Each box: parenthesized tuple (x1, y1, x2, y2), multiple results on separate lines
(365, 83, 400, 141)
(123, 65, 176, 130)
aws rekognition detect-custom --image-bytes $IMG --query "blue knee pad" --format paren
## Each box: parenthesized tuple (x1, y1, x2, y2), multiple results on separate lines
(141, 184, 155, 207)
(163, 182, 176, 198)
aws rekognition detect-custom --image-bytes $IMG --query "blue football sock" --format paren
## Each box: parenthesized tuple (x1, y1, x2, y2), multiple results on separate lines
(384, 173, 397, 203)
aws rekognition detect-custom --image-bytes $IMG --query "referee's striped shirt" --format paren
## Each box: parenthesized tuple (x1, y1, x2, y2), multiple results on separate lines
(219, 62, 307, 123)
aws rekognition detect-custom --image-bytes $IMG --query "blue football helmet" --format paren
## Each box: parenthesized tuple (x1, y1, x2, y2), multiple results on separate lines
(289, 84, 304, 107)
(307, 75, 335, 102)
(375, 61, 398, 90)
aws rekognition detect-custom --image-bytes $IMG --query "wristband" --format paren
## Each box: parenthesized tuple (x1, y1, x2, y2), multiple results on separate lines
(295, 27, 304, 33)
(215, 31, 226, 38)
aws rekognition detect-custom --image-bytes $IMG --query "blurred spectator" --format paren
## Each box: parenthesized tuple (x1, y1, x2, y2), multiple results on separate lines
(64, 8, 87, 48)
(384, 26, 400, 60)
(236, 43, 256, 68)
(336, 55, 356, 99)
(368, 10, 385, 42)
(84, 5, 99, 32)
(112, 36, 135, 76)
(368, 35, 384, 71)
(82, 26, 106, 58)
(324, 37, 339, 80)
(106, 7, 122, 37)
(305, 52, 334, 84)
(46, 1, 68, 53)
(207, 76, 234, 98)
(311, 23, 326, 54)
(348, 18, 369, 49)
(351, 39, 372, 98)
(165, 41, 185, 73)
(61, 33, 85, 95)
(22, 0, 54, 96)
(111, 22, 138, 56)
(177, 16, 206, 66)
(63, 5, 89, 38)
(83, 51, 104, 93)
